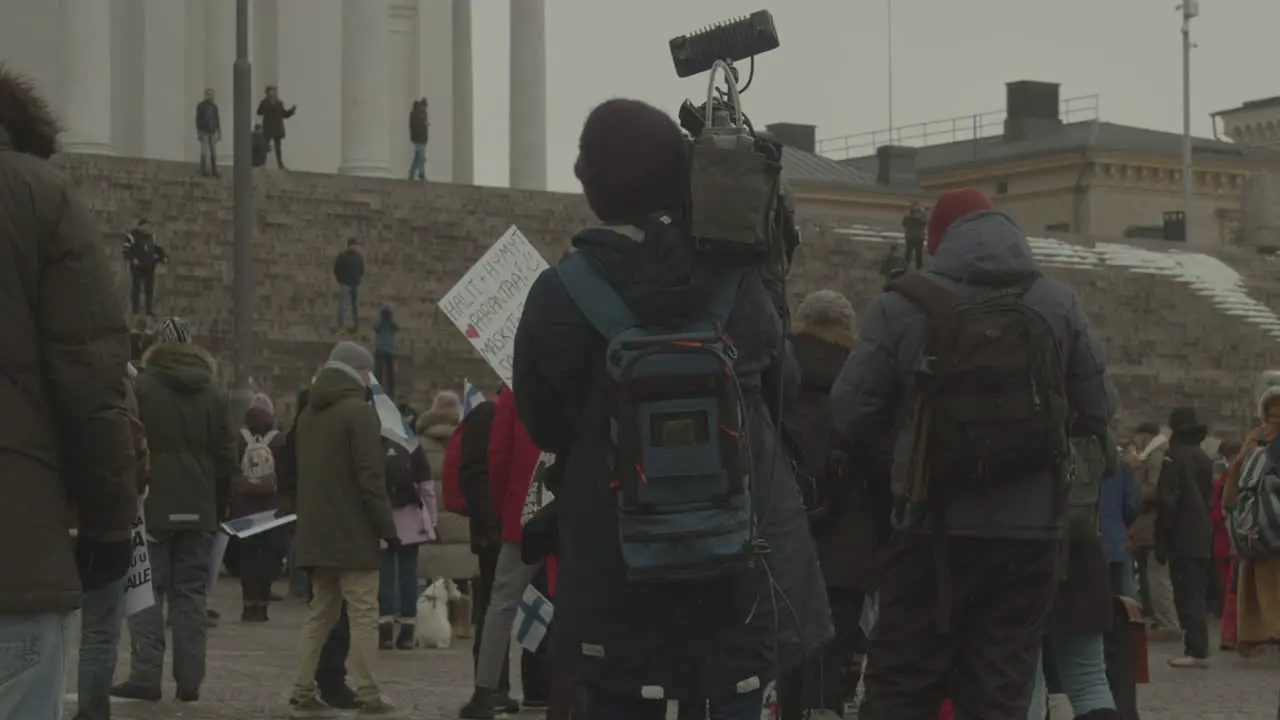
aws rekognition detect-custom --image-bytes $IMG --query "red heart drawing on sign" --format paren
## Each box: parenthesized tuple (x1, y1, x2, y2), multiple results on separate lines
(464, 324, 481, 339)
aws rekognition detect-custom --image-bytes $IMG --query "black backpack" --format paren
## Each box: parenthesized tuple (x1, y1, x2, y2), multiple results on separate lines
(889, 272, 1069, 495)
(383, 439, 419, 509)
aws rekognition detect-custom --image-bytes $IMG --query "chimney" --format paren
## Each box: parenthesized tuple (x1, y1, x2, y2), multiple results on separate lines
(876, 145, 917, 186)
(1003, 80, 1064, 143)
(764, 122, 816, 154)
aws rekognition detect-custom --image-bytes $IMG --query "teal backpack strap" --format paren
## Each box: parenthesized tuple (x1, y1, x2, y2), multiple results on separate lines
(554, 253, 638, 341)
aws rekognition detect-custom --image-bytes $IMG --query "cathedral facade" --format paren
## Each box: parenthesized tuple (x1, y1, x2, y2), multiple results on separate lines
(0, 0, 548, 188)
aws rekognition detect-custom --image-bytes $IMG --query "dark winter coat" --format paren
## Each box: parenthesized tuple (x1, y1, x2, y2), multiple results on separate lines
(256, 97, 295, 140)
(1155, 428, 1215, 561)
(512, 219, 833, 704)
(901, 209, 926, 243)
(830, 210, 1118, 539)
(457, 398, 501, 553)
(195, 99, 221, 136)
(790, 326, 890, 591)
(134, 343, 237, 531)
(0, 124, 137, 613)
(409, 105, 429, 145)
(293, 365, 397, 570)
(333, 249, 364, 287)
(1045, 531, 1114, 635)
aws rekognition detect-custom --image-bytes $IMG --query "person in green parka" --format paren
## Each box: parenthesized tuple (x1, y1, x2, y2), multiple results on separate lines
(114, 316, 237, 704)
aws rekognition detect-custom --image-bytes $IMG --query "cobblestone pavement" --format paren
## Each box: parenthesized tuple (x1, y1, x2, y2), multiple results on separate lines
(63, 582, 1279, 719)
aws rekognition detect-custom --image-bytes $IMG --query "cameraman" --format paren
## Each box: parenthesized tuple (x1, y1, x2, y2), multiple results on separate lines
(510, 98, 832, 720)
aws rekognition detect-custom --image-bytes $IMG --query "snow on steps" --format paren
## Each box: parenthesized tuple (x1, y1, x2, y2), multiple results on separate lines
(830, 225, 1280, 340)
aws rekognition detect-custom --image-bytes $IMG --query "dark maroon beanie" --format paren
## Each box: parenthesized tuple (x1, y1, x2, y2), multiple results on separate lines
(574, 99, 687, 224)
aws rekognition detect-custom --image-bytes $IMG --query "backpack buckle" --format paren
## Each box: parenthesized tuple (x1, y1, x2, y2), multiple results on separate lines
(914, 355, 937, 375)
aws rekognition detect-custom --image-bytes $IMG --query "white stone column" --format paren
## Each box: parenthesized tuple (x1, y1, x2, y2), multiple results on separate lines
(204, 0, 236, 164)
(509, 0, 546, 190)
(452, 0, 474, 185)
(59, 0, 115, 154)
(339, 0, 392, 177)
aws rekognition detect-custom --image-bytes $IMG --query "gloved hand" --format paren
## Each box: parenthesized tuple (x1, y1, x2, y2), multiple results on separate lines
(76, 538, 133, 592)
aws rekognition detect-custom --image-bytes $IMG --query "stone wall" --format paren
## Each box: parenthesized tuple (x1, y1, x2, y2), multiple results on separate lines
(56, 154, 1280, 436)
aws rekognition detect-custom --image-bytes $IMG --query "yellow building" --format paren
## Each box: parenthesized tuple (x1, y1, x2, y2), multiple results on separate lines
(797, 81, 1280, 246)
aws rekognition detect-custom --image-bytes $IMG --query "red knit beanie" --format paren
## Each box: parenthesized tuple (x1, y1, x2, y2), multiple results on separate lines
(926, 188, 994, 255)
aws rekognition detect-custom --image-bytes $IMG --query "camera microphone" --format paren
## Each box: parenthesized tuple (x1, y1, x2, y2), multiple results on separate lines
(668, 11, 780, 79)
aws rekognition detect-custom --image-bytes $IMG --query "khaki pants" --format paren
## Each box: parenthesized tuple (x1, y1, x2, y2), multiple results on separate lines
(1148, 559, 1180, 630)
(292, 569, 381, 703)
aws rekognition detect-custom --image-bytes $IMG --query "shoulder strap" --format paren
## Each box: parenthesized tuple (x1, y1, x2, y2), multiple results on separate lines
(705, 268, 745, 324)
(240, 428, 253, 444)
(887, 272, 957, 322)
(555, 253, 639, 341)
(262, 430, 279, 445)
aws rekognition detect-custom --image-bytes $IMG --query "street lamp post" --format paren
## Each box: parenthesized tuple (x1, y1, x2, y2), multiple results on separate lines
(230, 0, 254, 419)
(1179, 1, 1198, 243)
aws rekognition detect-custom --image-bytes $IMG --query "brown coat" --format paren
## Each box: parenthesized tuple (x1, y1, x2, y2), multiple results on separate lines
(0, 88, 138, 614)
(294, 366, 397, 571)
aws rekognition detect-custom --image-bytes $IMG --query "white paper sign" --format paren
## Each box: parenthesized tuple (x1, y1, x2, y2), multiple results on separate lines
(123, 503, 155, 616)
(437, 226, 549, 387)
(219, 510, 298, 539)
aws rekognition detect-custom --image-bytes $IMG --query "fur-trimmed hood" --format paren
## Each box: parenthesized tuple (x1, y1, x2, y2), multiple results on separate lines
(140, 343, 217, 394)
(415, 409, 459, 440)
(1259, 384, 1280, 421)
(0, 66, 61, 159)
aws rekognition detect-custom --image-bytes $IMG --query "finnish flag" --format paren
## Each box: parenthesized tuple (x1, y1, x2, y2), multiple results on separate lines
(462, 379, 486, 418)
(513, 585, 554, 653)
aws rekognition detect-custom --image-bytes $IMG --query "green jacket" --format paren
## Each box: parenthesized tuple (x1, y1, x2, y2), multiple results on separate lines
(294, 365, 397, 570)
(134, 343, 236, 531)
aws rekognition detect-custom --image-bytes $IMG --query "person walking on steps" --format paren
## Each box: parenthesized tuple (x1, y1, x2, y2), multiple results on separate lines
(122, 219, 167, 317)
(334, 239, 365, 332)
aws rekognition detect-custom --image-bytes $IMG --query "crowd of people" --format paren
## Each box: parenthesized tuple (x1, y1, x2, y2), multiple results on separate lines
(4, 64, 1280, 720)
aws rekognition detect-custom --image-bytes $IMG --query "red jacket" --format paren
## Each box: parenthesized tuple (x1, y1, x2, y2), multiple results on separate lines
(1210, 470, 1233, 561)
(489, 388, 543, 544)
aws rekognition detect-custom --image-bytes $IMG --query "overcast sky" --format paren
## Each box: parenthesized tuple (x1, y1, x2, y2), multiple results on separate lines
(467, 0, 1279, 192)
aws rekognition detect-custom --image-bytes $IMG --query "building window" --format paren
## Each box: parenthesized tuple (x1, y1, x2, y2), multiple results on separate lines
(996, 181, 1009, 195)
(1045, 222, 1070, 233)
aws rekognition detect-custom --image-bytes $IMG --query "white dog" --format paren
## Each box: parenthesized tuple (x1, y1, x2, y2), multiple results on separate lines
(414, 578, 461, 649)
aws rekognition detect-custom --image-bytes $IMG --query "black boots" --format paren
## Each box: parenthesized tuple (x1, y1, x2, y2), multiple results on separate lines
(458, 688, 496, 720)
(379, 622, 395, 650)
(395, 623, 415, 650)
(240, 604, 269, 623)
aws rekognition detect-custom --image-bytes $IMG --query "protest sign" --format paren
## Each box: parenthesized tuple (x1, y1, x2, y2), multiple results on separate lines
(123, 502, 155, 616)
(220, 510, 298, 539)
(437, 226, 549, 387)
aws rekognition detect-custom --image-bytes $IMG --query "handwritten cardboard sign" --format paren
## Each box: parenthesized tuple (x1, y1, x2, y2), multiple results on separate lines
(123, 503, 155, 616)
(437, 226, 549, 387)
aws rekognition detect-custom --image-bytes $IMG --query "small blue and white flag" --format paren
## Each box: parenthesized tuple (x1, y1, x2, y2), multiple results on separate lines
(462, 379, 486, 418)
(370, 376, 419, 452)
(513, 584, 554, 653)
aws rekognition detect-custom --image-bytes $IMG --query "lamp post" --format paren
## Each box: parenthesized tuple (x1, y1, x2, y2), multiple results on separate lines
(887, 0, 894, 143)
(1179, 1, 1198, 243)
(230, 0, 254, 419)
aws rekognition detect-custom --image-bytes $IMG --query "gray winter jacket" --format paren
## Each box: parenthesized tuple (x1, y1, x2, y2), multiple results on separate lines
(830, 210, 1117, 539)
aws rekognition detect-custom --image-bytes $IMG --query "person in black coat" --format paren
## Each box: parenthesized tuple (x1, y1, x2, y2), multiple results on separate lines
(255, 85, 295, 169)
(777, 290, 892, 720)
(510, 98, 832, 719)
(1156, 407, 1215, 668)
(457, 393, 515, 708)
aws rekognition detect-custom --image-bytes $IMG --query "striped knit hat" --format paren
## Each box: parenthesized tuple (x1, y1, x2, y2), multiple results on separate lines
(155, 316, 191, 345)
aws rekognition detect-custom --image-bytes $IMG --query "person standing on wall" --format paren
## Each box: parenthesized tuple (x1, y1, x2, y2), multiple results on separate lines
(408, 99, 429, 181)
(901, 201, 927, 270)
(373, 303, 399, 396)
(122, 219, 168, 318)
(333, 239, 365, 333)
(195, 88, 221, 178)
(256, 85, 296, 170)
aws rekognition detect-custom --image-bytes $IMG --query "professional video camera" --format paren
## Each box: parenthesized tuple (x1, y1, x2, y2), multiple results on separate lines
(669, 11, 800, 278)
